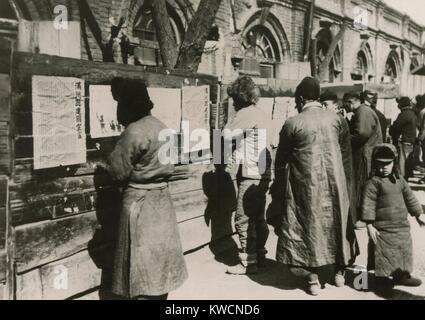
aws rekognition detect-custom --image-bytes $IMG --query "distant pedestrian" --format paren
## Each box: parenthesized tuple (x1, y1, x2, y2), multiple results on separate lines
(415, 95, 425, 169)
(389, 96, 417, 180)
(343, 91, 383, 228)
(362, 144, 425, 293)
(363, 90, 388, 142)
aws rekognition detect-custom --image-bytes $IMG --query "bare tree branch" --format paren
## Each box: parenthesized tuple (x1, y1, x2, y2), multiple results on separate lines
(318, 23, 347, 81)
(175, 0, 222, 72)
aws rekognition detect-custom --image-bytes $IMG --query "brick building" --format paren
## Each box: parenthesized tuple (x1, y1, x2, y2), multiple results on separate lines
(1, 0, 425, 98)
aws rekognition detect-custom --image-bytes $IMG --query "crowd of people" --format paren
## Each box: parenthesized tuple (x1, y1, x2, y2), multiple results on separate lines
(224, 75, 425, 296)
(104, 75, 425, 300)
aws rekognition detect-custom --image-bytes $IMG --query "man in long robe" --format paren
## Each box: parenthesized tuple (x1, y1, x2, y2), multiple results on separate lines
(272, 77, 359, 296)
(344, 92, 383, 228)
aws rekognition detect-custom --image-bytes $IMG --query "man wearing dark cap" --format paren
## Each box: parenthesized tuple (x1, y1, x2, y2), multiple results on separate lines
(363, 90, 388, 142)
(320, 90, 341, 114)
(390, 96, 417, 180)
(272, 77, 358, 296)
(343, 90, 383, 229)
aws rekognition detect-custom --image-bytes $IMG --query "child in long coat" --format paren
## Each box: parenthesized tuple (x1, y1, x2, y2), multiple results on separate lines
(362, 144, 425, 291)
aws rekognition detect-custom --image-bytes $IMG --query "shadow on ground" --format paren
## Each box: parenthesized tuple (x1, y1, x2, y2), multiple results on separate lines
(345, 267, 425, 300)
(202, 166, 238, 266)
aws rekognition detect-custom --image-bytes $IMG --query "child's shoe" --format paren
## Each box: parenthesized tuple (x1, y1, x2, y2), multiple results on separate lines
(393, 274, 422, 287)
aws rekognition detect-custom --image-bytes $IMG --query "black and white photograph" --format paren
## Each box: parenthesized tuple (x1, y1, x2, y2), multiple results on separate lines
(0, 0, 425, 306)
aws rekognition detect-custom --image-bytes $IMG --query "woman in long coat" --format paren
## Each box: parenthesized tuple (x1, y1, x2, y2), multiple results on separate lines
(107, 78, 187, 300)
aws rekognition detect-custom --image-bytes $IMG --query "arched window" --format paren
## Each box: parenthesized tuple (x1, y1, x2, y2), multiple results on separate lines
(240, 13, 289, 79)
(242, 25, 281, 78)
(385, 52, 400, 83)
(410, 57, 419, 73)
(352, 51, 368, 81)
(133, 8, 183, 45)
(242, 26, 280, 62)
(132, 3, 185, 66)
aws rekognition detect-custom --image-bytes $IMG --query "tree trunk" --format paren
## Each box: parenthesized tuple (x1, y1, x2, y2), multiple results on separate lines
(311, 38, 318, 78)
(151, 0, 178, 69)
(318, 23, 347, 82)
(303, 0, 315, 62)
(175, 0, 222, 72)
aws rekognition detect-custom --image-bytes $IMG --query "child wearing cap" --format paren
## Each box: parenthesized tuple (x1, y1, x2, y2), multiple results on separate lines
(361, 143, 425, 292)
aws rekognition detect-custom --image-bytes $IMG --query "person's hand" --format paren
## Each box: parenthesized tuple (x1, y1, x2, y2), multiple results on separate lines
(367, 224, 380, 244)
(416, 215, 425, 227)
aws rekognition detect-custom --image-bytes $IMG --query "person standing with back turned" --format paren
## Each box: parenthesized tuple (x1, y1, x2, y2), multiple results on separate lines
(223, 75, 273, 275)
(272, 77, 359, 296)
(107, 78, 188, 300)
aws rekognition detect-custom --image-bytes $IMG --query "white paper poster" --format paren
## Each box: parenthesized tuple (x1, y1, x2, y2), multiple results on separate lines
(271, 97, 296, 147)
(32, 75, 86, 169)
(148, 88, 182, 132)
(256, 97, 274, 120)
(181, 86, 210, 152)
(273, 97, 297, 122)
(89, 85, 124, 138)
(182, 85, 210, 130)
(227, 97, 237, 125)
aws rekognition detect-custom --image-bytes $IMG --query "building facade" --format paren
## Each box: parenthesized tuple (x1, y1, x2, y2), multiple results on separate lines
(1, 0, 425, 95)
(0, 0, 425, 95)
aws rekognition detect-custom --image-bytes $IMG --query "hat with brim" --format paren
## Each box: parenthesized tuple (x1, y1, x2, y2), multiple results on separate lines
(320, 90, 338, 103)
(396, 96, 411, 108)
(373, 143, 397, 163)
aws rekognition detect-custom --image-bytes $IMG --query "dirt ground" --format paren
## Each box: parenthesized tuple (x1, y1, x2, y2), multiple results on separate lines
(170, 218, 425, 300)
(170, 186, 425, 301)
(79, 182, 425, 301)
